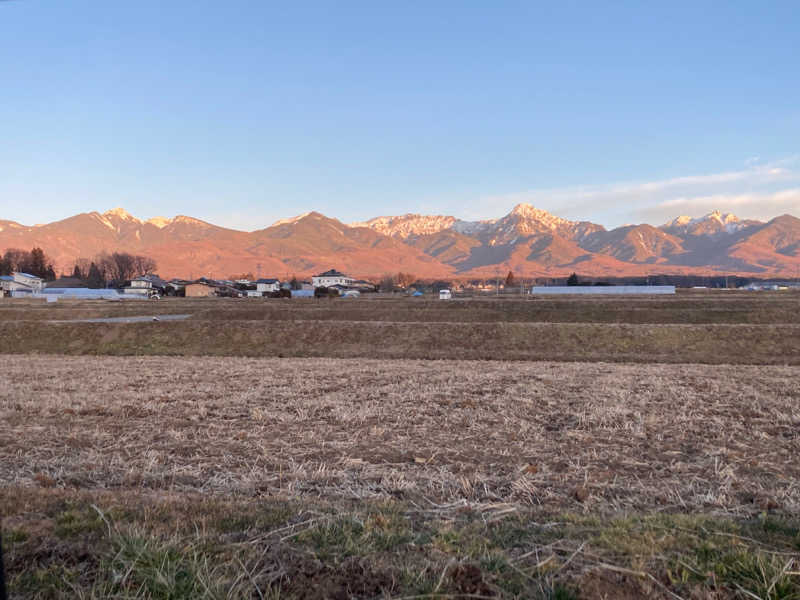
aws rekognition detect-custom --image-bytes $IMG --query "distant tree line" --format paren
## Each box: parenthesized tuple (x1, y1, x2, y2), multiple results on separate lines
(70, 252, 157, 288)
(0, 247, 158, 287)
(0, 248, 56, 280)
(379, 271, 417, 292)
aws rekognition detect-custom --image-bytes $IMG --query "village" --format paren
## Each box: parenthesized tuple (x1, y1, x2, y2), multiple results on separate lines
(5, 265, 800, 302)
(0, 268, 382, 300)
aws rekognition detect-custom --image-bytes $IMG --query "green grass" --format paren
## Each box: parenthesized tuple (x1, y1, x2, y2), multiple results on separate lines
(5, 489, 799, 599)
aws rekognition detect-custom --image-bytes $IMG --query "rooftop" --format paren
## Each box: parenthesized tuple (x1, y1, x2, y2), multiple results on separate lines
(315, 269, 350, 278)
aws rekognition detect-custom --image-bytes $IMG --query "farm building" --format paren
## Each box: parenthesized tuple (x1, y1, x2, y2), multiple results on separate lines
(0, 272, 45, 296)
(531, 285, 675, 295)
(41, 288, 127, 300)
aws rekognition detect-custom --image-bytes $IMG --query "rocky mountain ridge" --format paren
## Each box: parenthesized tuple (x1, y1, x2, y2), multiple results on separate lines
(1, 205, 799, 278)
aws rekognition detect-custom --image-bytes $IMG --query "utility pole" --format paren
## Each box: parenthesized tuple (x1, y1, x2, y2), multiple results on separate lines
(1, 531, 6, 600)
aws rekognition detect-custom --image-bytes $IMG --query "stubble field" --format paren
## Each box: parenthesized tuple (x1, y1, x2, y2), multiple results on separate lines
(2, 292, 799, 599)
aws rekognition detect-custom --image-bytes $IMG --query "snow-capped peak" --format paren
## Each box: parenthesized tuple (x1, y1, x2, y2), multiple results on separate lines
(103, 207, 139, 222)
(146, 216, 171, 229)
(271, 212, 312, 227)
(172, 215, 209, 227)
(707, 210, 739, 225)
(506, 203, 569, 229)
(667, 215, 693, 227)
(663, 210, 744, 235)
(353, 214, 457, 238)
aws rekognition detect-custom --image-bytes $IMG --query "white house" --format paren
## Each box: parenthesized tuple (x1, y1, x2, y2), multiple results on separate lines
(122, 278, 153, 296)
(0, 272, 44, 296)
(312, 269, 355, 288)
(256, 278, 281, 293)
(121, 275, 166, 297)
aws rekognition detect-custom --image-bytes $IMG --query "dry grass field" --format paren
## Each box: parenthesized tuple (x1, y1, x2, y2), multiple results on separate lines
(3, 291, 800, 324)
(2, 292, 800, 599)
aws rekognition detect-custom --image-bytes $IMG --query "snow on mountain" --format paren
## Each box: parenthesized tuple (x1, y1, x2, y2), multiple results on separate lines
(94, 212, 118, 231)
(662, 210, 753, 235)
(104, 207, 138, 222)
(359, 204, 604, 245)
(271, 212, 312, 228)
(353, 214, 457, 238)
(4, 205, 800, 278)
(481, 203, 604, 245)
(146, 216, 171, 229)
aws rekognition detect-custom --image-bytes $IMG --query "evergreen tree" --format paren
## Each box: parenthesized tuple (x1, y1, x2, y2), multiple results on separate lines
(87, 262, 104, 288)
(567, 272, 579, 286)
(505, 271, 516, 287)
(29, 247, 47, 278)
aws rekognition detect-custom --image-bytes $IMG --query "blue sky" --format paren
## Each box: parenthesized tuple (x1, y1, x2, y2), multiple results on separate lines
(1, 0, 798, 229)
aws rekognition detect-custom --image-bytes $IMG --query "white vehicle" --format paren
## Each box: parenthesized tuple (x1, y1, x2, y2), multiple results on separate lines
(439, 289, 452, 300)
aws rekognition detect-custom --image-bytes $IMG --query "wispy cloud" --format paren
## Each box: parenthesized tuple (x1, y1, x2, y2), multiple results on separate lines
(640, 189, 800, 224)
(471, 157, 800, 227)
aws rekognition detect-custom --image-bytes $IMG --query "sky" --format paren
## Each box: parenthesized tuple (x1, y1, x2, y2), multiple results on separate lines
(1, 0, 799, 230)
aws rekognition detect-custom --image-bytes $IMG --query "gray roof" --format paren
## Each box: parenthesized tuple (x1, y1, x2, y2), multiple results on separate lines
(256, 278, 280, 284)
(315, 269, 349, 278)
(14, 272, 42, 280)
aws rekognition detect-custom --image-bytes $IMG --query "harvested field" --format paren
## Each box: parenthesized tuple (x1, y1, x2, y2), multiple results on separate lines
(2, 355, 799, 512)
(2, 293, 800, 599)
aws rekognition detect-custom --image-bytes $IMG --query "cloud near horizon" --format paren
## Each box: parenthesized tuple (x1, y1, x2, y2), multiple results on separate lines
(207, 158, 800, 231)
(472, 157, 800, 227)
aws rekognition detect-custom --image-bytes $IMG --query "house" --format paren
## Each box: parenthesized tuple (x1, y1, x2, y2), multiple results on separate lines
(0, 272, 45, 296)
(312, 269, 355, 288)
(256, 278, 280, 293)
(121, 275, 167, 297)
(439, 289, 452, 300)
(166, 279, 190, 296)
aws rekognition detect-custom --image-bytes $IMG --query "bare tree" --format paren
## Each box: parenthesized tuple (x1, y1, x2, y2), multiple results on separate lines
(396, 272, 416, 288)
(1, 247, 56, 279)
(380, 273, 396, 293)
(96, 251, 157, 283)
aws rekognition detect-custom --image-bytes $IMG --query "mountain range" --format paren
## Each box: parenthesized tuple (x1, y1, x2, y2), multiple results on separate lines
(2, 205, 800, 279)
